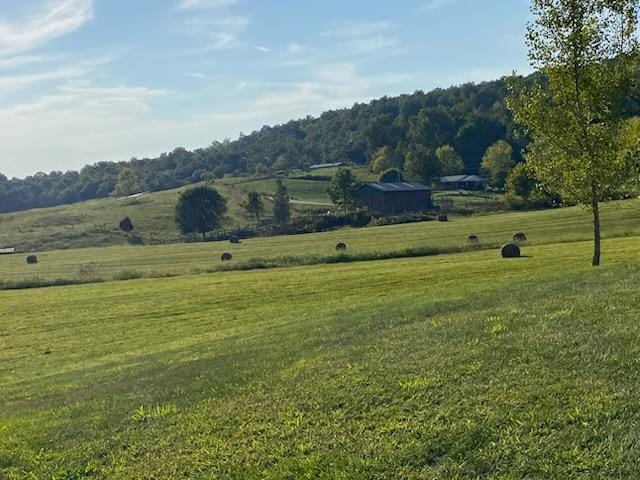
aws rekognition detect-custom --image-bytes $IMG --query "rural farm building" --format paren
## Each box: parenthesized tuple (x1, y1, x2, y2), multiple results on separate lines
(309, 162, 345, 170)
(357, 182, 432, 213)
(440, 174, 486, 190)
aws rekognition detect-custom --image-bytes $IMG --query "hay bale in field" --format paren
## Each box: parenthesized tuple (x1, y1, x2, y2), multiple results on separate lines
(221, 252, 233, 262)
(26, 255, 38, 264)
(438, 214, 448, 222)
(335, 242, 347, 251)
(513, 232, 527, 243)
(467, 235, 480, 245)
(501, 243, 521, 258)
(229, 235, 241, 244)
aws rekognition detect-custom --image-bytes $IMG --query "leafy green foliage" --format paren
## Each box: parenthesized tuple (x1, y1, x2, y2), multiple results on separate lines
(327, 168, 360, 212)
(113, 168, 142, 197)
(404, 144, 440, 183)
(378, 168, 403, 182)
(436, 145, 465, 176)
(507, 0, 640, 265)
(272, 179, 291, 224)
(481, 140, 515, 188)
(242, 191, 264, 222)
(175, 186, 227, 239)
(118, 216, 134, 233)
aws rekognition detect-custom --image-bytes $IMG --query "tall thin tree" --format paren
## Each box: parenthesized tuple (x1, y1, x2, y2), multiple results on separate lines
(508, 0, 640, 266)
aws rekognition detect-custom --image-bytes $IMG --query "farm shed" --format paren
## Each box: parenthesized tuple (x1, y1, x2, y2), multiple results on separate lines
(440, 175, 486, 190)
(357, 182, 432, 213)
(309, 162, 345, 170)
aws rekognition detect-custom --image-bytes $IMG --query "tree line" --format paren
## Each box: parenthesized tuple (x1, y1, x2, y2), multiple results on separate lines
(2, 66, 639, 214)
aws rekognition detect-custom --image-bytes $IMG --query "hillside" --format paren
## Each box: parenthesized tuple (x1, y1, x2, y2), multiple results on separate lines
(2, 225, 640, 477)
(0, 167, 395, 252)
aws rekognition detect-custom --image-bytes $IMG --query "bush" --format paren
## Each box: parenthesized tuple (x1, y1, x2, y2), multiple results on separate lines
(501, 243, 521, 258)
(26, 255, 38, 264)
(128, 235, 144, 246)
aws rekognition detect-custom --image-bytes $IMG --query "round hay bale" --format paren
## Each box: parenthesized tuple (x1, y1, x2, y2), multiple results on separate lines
(26, 255, 38, 264)
(513, 232, 527, 243)
(229, 235, 241, 244)
(335, 242, 347, 251)
(221, 252, 233, 262)
(501, 243, 521, 258)
(438, 214, 448, 222)
(467, 235, 480, 245)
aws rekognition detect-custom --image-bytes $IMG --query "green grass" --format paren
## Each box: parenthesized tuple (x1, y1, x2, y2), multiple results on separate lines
(231, 177, 333, 204)
(0, 181, 319, 253)
(2, 236, 640, 478)
(1, 199, 639, 289)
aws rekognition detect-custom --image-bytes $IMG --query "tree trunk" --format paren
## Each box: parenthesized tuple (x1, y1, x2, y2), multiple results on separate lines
(591, 201, 601, 267)
(202, 231, 206, 242)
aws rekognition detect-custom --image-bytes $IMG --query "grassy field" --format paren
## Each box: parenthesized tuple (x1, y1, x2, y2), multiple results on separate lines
(2, 235, 640, 478)
(0, 167, 380, 253)
(1, 199, 638, 288)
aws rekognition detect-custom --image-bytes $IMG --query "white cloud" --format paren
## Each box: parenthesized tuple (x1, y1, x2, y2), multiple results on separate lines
(287, 43, 304, 54)
(0, 0, 93, 57)
(423, 0, 457, 11)
(257, 46, 271, 53)
(177, 15, 250, 52)
(178, 0, 238, 9)
(321, 20, 402, 55)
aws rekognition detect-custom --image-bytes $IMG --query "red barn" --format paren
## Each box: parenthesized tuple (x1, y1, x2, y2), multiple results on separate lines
(357, 182, 432, 213)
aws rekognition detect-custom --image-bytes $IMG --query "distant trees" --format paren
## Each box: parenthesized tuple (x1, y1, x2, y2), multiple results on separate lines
(119, 216, 134, 233)
(370, 146, 401, 173)
(328, 168, 360, 212)
(175, 187, 227, 240)
(481, 141, 515, 188)
(378, 168, 403, 183)
(243, 191, 264, 222)
(436, 145, 464, 176)
(4, 65, 640, 216)
(404, 145, 440, 184)
(113, 167, 142, 197)
(272, 180, 291, 224)
(507, 0, 640, 266)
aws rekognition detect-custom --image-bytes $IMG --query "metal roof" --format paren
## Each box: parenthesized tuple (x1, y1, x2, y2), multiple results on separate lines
(309, 162, 345, 170)
(440, 175, 486, 183)
(363, 182, 432, 192)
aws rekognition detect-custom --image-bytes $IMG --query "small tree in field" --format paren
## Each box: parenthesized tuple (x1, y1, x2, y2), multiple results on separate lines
(175, 186, 227, 240)
(508, 0, 640, 266)
(273, 179, 290, 224)
(119, 216, 134, 233)
(328, 168, 360, 212)
(243, 191, 264, 222)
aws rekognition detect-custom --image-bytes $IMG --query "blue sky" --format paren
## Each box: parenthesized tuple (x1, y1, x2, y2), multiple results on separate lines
(0, 0, 532, 178)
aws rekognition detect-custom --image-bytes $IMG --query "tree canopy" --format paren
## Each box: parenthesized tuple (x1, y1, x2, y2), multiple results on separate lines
(175, 187, 227, 240)
(507, 0, 640, 266)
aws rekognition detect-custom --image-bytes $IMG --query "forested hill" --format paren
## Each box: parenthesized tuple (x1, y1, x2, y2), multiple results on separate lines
(0, 73, 636, 214)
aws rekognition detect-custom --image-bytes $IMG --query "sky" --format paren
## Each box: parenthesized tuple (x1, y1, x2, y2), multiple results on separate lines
(0, 0, 533, 178)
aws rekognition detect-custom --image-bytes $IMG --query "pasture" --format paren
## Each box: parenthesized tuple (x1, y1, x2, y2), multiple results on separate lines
(2, 236, 640, 478)
(1, 199, 639, 289)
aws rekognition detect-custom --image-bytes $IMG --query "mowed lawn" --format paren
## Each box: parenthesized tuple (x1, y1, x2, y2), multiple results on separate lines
(1, 199, 639, 286)
(2, 237, 640, 478)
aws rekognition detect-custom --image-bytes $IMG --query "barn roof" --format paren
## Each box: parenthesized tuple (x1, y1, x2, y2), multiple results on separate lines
(440, 175, 486, 183)
(363, 182, 432, 192)
(309, 162, 345, 170)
